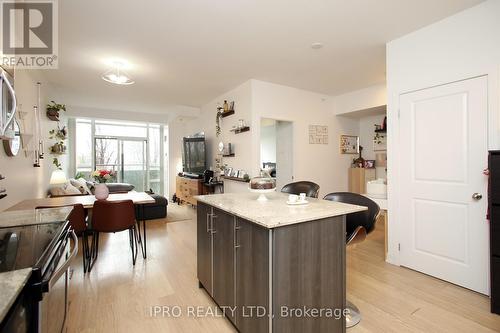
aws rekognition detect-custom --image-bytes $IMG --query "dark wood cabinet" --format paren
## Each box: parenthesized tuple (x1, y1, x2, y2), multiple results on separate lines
(235, 218, 269, 333)
(197, 203, 346, 332)
(197, 202, 212, 294)
(490, 151, 500, 314)
(212, 208, 236, 323)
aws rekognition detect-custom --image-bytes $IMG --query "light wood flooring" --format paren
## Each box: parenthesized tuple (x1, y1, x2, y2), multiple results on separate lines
(66, 205, 500, 332)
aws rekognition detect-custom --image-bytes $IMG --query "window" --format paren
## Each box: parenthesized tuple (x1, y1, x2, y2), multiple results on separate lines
(74, 118, 165, 195)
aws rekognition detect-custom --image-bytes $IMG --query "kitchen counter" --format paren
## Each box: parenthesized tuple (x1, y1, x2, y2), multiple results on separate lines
(195, 192, 367, 228)
(0, 206, 73, 228)
(0, 268, 32, 322)
(196, 192, 367, 332)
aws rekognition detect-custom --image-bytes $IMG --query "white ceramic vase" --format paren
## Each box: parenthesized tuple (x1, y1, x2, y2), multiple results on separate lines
(94, 183, 109, 200)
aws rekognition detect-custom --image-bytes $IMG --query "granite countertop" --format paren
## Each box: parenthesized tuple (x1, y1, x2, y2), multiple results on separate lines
(0, 206, 73, 228)
(0, 268, 32, 322)
(195, 192, 367, 228)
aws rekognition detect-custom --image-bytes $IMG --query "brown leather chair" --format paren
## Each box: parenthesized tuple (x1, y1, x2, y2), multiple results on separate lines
(35, 204, 90, 273)
(281, 181, 320, 198)
(88, 199, 139, 272)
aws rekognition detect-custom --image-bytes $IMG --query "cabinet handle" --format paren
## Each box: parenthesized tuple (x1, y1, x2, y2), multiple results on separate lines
(211, 215, 217, 234)
(206, 213, 212, 233)
(234, 222, 241, 249)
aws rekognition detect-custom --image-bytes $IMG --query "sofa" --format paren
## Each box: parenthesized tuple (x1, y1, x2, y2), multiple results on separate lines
(50, 178, 168, 220)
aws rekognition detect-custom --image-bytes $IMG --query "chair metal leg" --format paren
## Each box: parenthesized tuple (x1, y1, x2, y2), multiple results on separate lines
(88, 231, 100, 273)
(129, 226, 138, 265)
(82, 233, 89, 273)
(346, 300, 361, 328)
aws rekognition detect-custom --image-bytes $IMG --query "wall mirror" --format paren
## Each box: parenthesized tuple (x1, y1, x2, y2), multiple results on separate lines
(3, 119, 21, 156)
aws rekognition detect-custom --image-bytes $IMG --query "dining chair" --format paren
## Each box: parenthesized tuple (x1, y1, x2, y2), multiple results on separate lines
(35, 204, 90, 273)
(88, 199, 139, 272)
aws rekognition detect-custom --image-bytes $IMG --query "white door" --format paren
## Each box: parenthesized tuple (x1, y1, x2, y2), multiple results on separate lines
(276, 121, 294, 190)
(399, 76, 489, 294)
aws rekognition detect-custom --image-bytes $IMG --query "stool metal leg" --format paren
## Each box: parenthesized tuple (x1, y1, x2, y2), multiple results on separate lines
(346, 300, 361, 328)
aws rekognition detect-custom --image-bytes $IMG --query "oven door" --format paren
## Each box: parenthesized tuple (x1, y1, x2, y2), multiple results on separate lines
(38, 230, 77, 333)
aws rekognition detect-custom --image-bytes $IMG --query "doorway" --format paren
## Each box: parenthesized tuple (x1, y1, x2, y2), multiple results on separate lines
(260, 118, 293, 191)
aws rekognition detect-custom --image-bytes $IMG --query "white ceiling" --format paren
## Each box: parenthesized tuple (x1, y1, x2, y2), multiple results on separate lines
(40, 0, 483, 114)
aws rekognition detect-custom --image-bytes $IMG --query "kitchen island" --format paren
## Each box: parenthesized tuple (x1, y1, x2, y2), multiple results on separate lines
(195, 192, 366, 333)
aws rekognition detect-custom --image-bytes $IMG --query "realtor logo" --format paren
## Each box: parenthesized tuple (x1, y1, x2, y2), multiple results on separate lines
(0, 1, 58, 69)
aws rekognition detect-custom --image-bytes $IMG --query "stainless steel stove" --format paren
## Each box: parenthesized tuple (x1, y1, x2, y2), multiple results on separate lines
(0, 212, 76, 333)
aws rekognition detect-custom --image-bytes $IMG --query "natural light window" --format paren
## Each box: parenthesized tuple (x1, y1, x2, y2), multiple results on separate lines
(73, 118, 165, 195)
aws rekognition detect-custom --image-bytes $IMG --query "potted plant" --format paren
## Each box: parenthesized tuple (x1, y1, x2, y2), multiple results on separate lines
(46, 101, 66, 121)
(49, 125, 67, 154)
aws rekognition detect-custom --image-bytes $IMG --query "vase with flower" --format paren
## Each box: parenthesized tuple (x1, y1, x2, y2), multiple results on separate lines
(92, 169, 117, 200)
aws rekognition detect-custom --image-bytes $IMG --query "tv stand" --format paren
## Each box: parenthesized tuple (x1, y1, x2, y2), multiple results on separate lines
(176, 176, 203, 206)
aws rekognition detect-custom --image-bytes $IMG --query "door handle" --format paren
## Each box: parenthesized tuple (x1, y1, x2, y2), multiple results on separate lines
(472, 193, 483, 200)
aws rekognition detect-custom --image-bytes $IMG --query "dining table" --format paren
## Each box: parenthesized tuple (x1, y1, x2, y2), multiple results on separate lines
(6, 191, 156, 258)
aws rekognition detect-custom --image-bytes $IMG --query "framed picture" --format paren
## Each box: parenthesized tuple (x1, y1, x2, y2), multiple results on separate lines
(225, 167, 233, 177)
(309, 125, 329, 144)
(237, 170, 246, 178)
(340, 135, 359, 154)
(231, 169, 238, 177)
(364, 160, 375, 169)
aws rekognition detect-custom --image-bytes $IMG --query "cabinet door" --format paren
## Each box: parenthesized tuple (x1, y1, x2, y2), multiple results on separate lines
(236, 218, 269, 333)
(212, 208, 236, 323)
(197, 203, 212, 294)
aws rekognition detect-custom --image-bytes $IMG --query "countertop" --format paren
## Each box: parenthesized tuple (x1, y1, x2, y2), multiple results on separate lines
(0, 268, 32, 322)
(195, 192, 367, 228)
(0, 206, 73, 228)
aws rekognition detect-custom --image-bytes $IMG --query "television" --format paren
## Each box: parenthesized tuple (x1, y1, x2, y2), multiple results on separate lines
(182, 136, 206, 178)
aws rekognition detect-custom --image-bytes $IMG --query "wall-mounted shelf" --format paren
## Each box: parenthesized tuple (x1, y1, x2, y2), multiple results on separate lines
(375, 129, 386, 133)
(222, 176, 249, 183)
(220, 110, 235, 118)
(230, 126, 250, 134)
(222, 153, 235, 157)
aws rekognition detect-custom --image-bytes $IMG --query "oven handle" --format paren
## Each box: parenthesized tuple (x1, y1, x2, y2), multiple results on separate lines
(48, 230, 78, 290)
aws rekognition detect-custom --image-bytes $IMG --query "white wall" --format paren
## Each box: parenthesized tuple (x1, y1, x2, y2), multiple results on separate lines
(0, 70, 67, 211)
(177, 79, 360, 196)
(333, 83, 386, 116)
(386, 0, 500, 264)
(252, 80, 359, 196)
(358, 114, 385, 161)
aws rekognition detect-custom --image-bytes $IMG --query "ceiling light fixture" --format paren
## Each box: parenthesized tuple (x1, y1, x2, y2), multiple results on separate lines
(311, 42, 324, 49)
(101, 61, 135, 85)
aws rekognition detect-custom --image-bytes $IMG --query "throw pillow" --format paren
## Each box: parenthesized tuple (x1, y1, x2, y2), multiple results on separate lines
(64, 183, 82, 195)
(49, 186, 67, 197)
(69, 178, 92, 194)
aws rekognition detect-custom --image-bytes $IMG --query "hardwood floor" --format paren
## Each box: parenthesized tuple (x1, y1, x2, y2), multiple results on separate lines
(66, 207, 500, 332)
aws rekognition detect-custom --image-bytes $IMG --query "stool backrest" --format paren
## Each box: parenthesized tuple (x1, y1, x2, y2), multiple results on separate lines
(323, 192, 379, 241)
(281, 181, 320, 198)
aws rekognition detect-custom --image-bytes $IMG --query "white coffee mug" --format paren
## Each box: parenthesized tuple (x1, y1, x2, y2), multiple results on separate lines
(299, 193, 306, 201)
(288, 194, 298, 203)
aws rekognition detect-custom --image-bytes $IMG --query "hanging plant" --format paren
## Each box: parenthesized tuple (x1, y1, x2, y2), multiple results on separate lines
(216, 110, 223, 137)
(52, 158, 62, 170)
(46, 101, 66, 121)
(49, 125, 67, 141)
